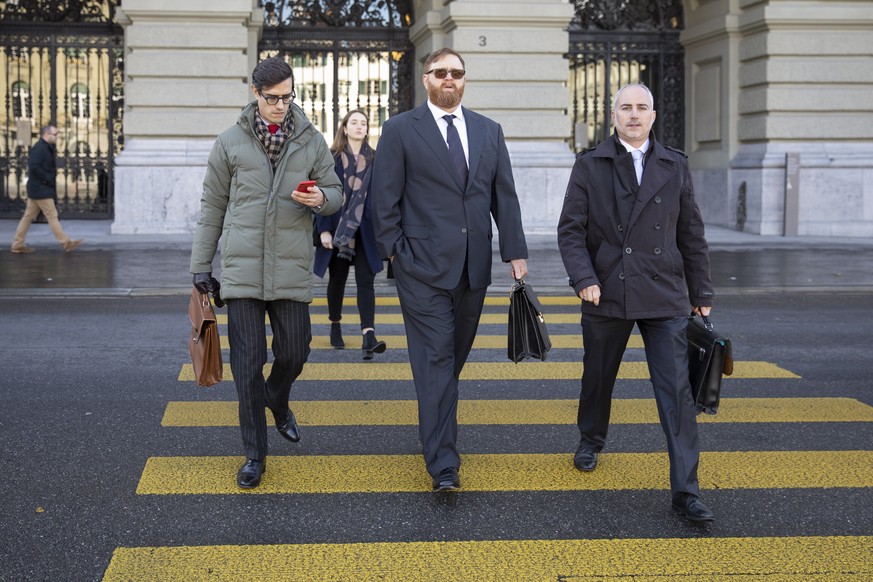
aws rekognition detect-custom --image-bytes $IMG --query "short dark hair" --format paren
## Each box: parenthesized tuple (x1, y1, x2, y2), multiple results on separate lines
(40, 125, 56, 138)
(251, 57, 294, 92)
(423, 48, 465, 72)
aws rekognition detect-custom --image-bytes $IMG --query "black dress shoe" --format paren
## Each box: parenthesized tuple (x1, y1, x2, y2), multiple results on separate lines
(237, 459, 265, 489)
(432, 467, 460, 492)
(330, 322, 345, 349)
(573, 446, 598, 472)
(672, 493, 715, 522)
(275, 409, 300, 443)
(362, 330, 387, 360)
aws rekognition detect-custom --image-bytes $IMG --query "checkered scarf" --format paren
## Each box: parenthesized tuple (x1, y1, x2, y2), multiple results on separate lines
(254, 111, 293, 166)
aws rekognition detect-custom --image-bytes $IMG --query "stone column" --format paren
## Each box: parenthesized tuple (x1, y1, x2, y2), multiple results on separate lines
(112, 0, 260, 234)
(410, 0, 576, 233)
(686, 0, 873, 237)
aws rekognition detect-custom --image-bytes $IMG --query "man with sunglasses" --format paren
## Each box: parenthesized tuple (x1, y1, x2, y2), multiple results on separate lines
(372, 48, 529, 492)
(190, 57, 342, 489)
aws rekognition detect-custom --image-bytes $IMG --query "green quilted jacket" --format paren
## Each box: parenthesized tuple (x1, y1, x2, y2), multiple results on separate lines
(190, 102, 342, 302)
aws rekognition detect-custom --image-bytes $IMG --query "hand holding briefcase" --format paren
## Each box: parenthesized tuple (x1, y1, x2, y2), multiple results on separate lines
(686, 313, 732, 415)
(188, 288, 223, 387)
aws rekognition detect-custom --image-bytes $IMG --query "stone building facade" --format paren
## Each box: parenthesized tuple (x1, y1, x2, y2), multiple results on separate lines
(110, 0, 873, 237)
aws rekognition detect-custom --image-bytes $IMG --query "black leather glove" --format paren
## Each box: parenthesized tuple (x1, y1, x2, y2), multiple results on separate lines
(192, 273, 224, 308)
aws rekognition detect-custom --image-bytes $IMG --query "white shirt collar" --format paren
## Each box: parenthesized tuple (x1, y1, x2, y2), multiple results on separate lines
(618, 137, 650, 155)
(427, 100, 464, 124)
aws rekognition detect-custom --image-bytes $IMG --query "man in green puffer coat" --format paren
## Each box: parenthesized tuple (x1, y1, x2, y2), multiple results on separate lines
(190, 57, 342, 489)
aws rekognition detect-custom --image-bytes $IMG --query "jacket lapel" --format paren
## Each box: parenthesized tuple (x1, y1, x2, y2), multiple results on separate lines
(464, 107, 483, 192)
(626, 141, 676, 230)
(411, 102, 466, 192)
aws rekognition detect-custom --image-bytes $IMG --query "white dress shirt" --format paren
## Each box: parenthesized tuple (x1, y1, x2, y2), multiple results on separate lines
(427, 100, 469, 166)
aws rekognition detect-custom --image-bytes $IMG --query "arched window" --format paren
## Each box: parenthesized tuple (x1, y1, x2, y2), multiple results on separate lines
(12, 81, 32, 119)
(70, 82, 90, 119)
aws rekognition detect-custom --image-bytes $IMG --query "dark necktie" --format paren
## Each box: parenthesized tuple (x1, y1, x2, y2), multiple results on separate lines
(268, 124, 280, 134)
(442, 114, 468, 186)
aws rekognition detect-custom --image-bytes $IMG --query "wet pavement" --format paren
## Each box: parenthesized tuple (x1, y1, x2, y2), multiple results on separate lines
(2, 219, 873, 296)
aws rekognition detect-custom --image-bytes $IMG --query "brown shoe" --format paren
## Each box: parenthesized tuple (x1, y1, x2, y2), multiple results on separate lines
(63, 239, 82, 252)
(11, 246, 36, 254)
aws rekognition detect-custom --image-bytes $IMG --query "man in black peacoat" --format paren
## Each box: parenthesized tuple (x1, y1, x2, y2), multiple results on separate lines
(557, 84, 715, 522)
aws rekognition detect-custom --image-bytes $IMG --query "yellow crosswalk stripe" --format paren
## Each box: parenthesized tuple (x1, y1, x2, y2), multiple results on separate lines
(215, 312, 581, 325)
(178, 361, 799, 382)
(136, 451, 873, 494)
(161, 397, 873, 427)
(310, 296, 581, 306)
(103, 535, 873, 581)
(219, 334, 641, 350)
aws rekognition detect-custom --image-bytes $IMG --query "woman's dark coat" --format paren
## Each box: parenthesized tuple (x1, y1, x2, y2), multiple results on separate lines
(313, 154, 383, 278)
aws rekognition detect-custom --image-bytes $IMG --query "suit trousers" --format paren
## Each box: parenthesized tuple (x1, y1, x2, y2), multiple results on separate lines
(393, 265, 487, 477)
(226, 298, 311, 461)
(12, 198, 69, 249)
(578, 313, 700, 498)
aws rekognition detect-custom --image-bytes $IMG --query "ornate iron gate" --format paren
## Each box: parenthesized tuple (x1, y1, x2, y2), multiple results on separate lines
(0, 0, 123, 218)
(258, 0, 414, 145)
(567, 0, 684, 152)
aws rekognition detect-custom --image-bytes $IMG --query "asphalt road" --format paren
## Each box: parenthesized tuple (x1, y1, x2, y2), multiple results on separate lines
(1, 292, 872, 580)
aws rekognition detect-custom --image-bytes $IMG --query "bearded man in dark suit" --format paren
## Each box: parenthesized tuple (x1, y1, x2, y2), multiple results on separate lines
(372, 48, 529, 492)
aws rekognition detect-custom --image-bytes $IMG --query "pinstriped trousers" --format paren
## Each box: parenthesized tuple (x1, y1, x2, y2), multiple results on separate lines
(226, 298, 311, 461)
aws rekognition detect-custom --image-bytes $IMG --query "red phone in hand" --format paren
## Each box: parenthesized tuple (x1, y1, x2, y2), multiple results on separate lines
(296, 180, 316, 193)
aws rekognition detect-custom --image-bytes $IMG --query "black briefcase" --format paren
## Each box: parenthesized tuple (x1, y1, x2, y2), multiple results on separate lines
(508, 280, 552, 363)
(686, 314, 733, 415)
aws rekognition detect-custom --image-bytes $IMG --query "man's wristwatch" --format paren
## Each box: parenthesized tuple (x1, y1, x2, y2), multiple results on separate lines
(314, 192, 325, 211)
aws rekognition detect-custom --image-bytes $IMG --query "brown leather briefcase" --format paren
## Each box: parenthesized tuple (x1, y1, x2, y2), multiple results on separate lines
(188, 288, 222, 387)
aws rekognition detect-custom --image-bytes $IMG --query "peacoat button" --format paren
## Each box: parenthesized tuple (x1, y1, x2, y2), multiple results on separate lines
(654, 247, 662, 255)
(617, 224, 623, 232)
(654, 223, 661, 230)
(625, 247, 632, 254)
(654, 196, 662, 203)
(618, 272, 625, 280)
(652, 274, 660, 280)
(461, 228, 467, 233)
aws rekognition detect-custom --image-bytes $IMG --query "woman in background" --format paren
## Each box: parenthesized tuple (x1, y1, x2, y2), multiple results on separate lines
(314, 109, 387, 359)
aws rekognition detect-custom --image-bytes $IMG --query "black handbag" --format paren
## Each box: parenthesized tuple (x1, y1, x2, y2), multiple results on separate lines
(686, 314, 733, 414)
(508, 280, 552, 363)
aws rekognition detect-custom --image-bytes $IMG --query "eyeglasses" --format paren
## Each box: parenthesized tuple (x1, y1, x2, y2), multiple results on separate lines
(259, 91, 293, 105)
(426, 68, 465, 80)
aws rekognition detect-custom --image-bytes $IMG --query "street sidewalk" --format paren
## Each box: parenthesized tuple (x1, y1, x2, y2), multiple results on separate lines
(1, 219, 872, 297)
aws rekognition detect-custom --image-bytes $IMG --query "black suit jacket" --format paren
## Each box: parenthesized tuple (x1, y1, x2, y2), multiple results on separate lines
(27, 138, 57, 200)
(372, 102, 527, 290)
(557, 133, 713, 319)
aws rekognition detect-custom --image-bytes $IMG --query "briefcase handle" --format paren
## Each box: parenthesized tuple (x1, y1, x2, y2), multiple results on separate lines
(689, 311, 715, 331)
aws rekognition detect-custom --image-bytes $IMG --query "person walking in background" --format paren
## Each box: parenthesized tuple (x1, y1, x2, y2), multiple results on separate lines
(372, 48, 528, 492)
(11, 125, 82, 254)
(190, 57, 342, 490)
(314, 109, 387, 360)
(557, 83, 715, 521)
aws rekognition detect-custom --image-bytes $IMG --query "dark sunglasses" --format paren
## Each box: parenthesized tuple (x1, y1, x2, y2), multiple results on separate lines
(259, 91, 294, 105)
(426, 68, 465, 80)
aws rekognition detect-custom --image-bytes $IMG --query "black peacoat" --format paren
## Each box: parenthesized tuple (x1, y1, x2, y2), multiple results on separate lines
(557, 133, 713, 320)
(26, 137, 57, 200)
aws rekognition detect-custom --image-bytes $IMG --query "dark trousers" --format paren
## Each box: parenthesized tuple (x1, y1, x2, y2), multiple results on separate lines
(226, 298, 311, 461)
(393, 266, 487, 477)
(578, 313, 700, 498)
(326, 235, 376, 329)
